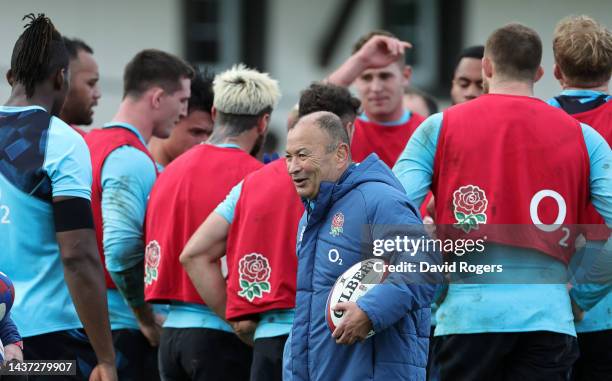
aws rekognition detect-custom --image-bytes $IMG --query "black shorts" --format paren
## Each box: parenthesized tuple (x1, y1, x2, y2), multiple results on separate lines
(572, 329, 612, 381)
(22, 329, 98, 381)
(112, 329, 159, 381)
(436, 331, 579, 381)
(250, 335, 288, 381)
(159, 327, 252, 381)
(426, 326, 441, 381)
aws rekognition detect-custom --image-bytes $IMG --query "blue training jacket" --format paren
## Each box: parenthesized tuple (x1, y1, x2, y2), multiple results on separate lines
(285, 154, 439, 381)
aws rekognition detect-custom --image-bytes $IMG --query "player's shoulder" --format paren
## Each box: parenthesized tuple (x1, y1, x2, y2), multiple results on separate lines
(579, 122, 609, 150)
(47, 116, 89, 151)
(410, 112, 444, 142)
(104, 144, 156, 178)
(49, 116, 82, 139)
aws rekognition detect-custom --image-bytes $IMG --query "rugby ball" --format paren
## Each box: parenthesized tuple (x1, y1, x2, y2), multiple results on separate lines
(0, 271, 15, 322)
(326, 258, 388, 338)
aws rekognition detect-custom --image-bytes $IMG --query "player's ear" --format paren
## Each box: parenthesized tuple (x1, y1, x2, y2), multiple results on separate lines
(402, 65, 413, 87)
(257, 113, 270, 134)
(345, 121, 354, 142)
(335, 142, 350, 167)
(53, 67, 67, 91)
(6, 69, 14, 86)
(553, 64, 561, 80)
(150, 87, 165, 109)
(482, 57, 493, 79)
(534, 66, 544, 83)
(553, 64, 565, 85)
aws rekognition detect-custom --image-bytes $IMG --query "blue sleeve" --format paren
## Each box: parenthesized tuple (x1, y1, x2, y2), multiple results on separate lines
(43, 117, 92, 200)
(0, 314, 21, 346)
(392, 112, 443, 205)
(581, 123, 612, 223)
(214, 181, 243, 224)
(101, 146, 157, 272)
(570, 124, 612, 310)
(356, 191, 441, 333)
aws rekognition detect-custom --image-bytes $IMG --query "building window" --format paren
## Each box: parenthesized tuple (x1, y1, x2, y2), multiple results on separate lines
(184, 0, 266, 72)
(382, 0, 463, 95)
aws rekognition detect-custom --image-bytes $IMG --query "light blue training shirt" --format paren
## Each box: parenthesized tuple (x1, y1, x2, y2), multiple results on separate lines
(0, 106, 91, 337)
(99, 123, 157, 330)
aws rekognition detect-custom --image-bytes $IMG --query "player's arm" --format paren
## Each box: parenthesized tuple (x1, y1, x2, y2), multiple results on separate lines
(54, 197, 116, 370)
(100, 147, 160, 346)
(0, 315, 23, 362)
(180, 212, 229, 318)
(392, 112, 443, 205)
(180, 210, 258, 347)
(570, 124, 612, 311)
(46, 121, 116, 379)
(326, 35, 411, 87)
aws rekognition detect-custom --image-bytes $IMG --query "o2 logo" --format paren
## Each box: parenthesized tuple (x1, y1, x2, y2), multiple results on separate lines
(529, 189, 569, 247)
(328, 249, 343, 265)
(0, 188, 10, 225)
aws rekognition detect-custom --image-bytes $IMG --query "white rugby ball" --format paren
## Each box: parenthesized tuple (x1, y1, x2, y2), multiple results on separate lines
(326, 258, 388, 338)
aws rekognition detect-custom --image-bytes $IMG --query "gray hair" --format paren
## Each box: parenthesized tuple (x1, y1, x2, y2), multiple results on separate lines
(294, 111, 350, 152)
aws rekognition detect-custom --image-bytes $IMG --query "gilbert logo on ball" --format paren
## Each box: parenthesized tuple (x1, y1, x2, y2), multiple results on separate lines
(326, 258, 388, 338)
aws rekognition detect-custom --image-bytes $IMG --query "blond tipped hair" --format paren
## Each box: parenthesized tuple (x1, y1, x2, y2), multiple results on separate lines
(553, 15, 612, 86)
(213, 64, 280, 115)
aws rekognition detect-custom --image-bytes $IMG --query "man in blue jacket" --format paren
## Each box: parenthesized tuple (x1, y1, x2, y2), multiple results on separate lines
(283, 111, 439, 380)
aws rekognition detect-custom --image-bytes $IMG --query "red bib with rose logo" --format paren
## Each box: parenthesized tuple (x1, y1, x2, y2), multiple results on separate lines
(225, 159, 304, 320)
(144, 145, 263, 304)
(570, 101, 612, 241)
(86, 126, 159, 289)
(351, 112, 425, 168)
(432, 94, 590, 264)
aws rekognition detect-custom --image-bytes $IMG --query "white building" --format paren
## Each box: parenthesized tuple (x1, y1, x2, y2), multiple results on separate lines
(0, 0, 611, 140)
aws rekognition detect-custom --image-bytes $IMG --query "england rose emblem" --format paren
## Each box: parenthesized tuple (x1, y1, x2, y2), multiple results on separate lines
(452, 185, 488, 233)
(330, 212, 344, 237)
(238, 253, 271, 302)
(144, 241, 161, 285)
